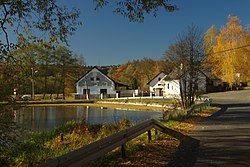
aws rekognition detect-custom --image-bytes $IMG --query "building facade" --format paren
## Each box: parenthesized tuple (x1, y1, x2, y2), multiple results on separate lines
(148, 72, 181, 97)
(148, 69, 208, 98)
(75, 67, 117, 99)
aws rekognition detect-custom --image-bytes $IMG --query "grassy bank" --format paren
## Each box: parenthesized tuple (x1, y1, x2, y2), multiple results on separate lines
(20, 98, 207, 112)
(100, 98, 173, 105)
(18, 98, 171, 111)
(0, 105, 219, 167)
(90, 106, 219, 166)
(0, 120, 132, 166)
(23, 102, 164, 111)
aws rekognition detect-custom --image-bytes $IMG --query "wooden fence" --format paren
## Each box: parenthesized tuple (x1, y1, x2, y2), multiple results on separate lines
(41, 101, 210, 167)
(40, 119, 189, 167)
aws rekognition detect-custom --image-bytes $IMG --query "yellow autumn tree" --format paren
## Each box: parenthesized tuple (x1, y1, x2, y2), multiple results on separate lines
(236, 34, 250, 82)
(203, 25, 217, 72)
(204, 25, 217, 55)
(205, 16, 248, 87)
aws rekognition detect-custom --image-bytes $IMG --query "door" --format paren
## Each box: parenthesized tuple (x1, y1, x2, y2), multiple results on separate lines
(100, 89, 107, 98)
(83, 89, 90, 99)
(156, 88, 163, 96)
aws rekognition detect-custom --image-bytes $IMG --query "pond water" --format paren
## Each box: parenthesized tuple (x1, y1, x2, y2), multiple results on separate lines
(14, 106, 163, 131)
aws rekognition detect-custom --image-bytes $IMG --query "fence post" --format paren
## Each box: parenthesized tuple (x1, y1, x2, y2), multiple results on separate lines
(60, 133, 64, 142)
(148, 130, 152, 142)
(121, 144, 126, 158)
(155, 129, 158, 136)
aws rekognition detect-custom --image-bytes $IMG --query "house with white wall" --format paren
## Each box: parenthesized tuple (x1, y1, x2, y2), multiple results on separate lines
(75, 67, 128, 99)
(148, 69, 208, 98)
(148, 72, 180, 97)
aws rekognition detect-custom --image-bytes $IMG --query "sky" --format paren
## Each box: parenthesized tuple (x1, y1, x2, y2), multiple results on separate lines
(63, 0, 250, 66)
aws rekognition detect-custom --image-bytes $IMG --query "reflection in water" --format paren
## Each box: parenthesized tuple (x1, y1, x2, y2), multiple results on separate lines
(15, 106, 163, 131)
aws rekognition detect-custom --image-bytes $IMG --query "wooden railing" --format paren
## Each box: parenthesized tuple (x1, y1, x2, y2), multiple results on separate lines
(40, 101, 210, 167)
(40, 119, 187, 167)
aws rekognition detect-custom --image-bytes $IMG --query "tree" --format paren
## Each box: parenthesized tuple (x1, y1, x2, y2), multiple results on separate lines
(94, 0, 178, 22)
(54, 46, 80, 99)
(0, 0, 81, 101)
(108, 58, 167, 91)
(239, 34, 250, 82)
(164, 24, 204, 109)
(204, 25, 217, 56)
(204, 16, 249, 87)
(0, 0, 81, 147)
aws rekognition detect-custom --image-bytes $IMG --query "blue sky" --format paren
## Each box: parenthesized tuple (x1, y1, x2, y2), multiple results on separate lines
(64, 0, 250, 66)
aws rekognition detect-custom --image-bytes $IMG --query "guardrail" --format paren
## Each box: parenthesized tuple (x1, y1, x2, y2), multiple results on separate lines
(40, 119, 187, 167)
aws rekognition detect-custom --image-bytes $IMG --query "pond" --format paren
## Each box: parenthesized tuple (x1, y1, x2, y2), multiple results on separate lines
(14, 106, 163, 131)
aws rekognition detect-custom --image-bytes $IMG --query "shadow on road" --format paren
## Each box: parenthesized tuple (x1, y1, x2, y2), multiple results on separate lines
(193, 102, 250, 166)
(167, 136, 200, 167)
(167, 102, 250, 167)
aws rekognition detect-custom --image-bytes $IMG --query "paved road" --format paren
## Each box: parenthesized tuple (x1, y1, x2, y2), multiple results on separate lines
(204, 90, 250, 104)
(190, 90, 250, 167)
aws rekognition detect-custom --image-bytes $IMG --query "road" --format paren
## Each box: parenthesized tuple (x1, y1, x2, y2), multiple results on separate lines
(190, 90, 250, 167)
(204, 90, 250, 104)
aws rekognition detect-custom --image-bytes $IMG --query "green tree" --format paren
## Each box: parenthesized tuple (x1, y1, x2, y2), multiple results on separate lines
(0, 0, 81, 147)
(0, 0, 81, 101)
(54, 46, 80, 99)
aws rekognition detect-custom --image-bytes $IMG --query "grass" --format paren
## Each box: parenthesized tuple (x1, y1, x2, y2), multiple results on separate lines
(0, 102, 219, 167)
(88, 106, 219, 166)
(89, 128, 179, 167)
(0, 120, 132, 167)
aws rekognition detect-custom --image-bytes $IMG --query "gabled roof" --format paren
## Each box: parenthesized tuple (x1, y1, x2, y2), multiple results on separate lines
(146, 71, 167, 85)
(163, 67, 211, 81)
(75, 66, 98, 84)
(179, 68, 210, 79)
(75, 67, 129, 88)
(163, 68, 180, 81)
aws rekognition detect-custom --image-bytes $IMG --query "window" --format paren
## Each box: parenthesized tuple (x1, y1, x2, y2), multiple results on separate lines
(158, 77, 161, 81)
(167, 83, 170, 89)
(172, 86, 173, 90)
(90, 77, 94, 81)
(96, 77, 100, 81)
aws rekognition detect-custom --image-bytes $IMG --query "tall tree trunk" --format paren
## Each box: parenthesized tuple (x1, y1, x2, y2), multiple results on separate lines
(43, 62, 48, 99)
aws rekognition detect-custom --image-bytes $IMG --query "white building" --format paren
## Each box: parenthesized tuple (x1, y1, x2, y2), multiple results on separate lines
(148, 69, 208, 98)
(148, 72, 180, 97)
(75, 67, 128, 99)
